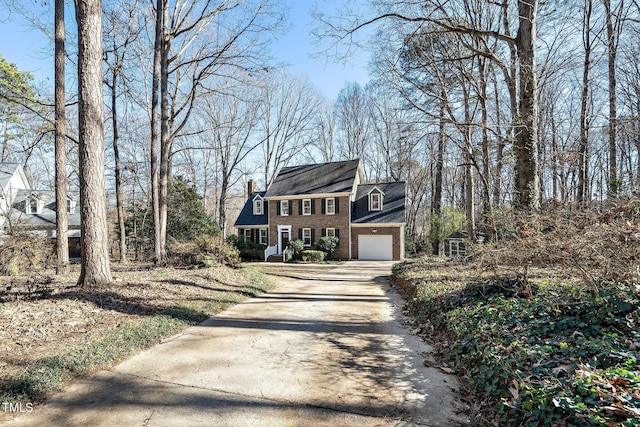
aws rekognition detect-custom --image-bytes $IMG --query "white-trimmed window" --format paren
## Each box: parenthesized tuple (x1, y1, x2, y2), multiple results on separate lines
(253, 197, 264, 215)
(243, 229, 251, 243)
(326, 228, 336, 237)
(325, 198, 335, 215)
(302, 228, 312, 246)
(280, 200, 289, 216)
(259, 229, 268, 245)
(302, 199, 312, 215)
(67, 199, 76, 215)
(369, 192, 382, 211)
(29, 197, 38, 214)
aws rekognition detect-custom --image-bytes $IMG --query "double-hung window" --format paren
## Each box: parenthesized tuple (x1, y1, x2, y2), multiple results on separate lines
(259, 229, 268, 245)
(253, 197, 263, 215)
(326, 228, 336, 237)
(325, 198, 335, 215)
(370, 193, 382, 211)
(302, 228, 312, 246)
(302, 199, 312, 215)
(280, 200, 289, 216)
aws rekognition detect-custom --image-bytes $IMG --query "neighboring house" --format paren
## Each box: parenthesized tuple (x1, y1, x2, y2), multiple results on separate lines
(0, 163, 81, 245)
(234, 159, 406, 261)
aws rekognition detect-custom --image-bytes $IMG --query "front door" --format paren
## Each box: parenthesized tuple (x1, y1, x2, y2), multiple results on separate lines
(278, 226, 291, 254)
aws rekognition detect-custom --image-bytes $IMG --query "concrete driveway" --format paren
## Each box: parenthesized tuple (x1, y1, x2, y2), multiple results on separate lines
(7, 262, 469, 426)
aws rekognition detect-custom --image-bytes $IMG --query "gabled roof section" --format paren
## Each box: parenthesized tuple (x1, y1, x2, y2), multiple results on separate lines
(0, 163, 28, 194)
(234, 191, 268, 227)
(352, 182, 406, 224)
(264, 159, 360, 198)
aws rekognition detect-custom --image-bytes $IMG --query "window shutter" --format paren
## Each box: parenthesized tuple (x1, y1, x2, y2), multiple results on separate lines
(276, 201, 281, 215)
(321, 199, 326, 214)
(335, 229, 340, 239)
(335, 198, 339, 214)
(298, 199, 302, 215)
(311, 229, 315, 244)
(288, 200, 293, 215)
(299, 228, 303, 240)
(311, 199, 315, 214)
(322, 228, 326, 237)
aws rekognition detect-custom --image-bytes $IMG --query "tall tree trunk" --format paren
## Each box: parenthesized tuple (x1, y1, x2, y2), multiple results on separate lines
(578, 0, 592, 203)
(431, 94, 445, 255)
(158, 2, 170, 261)
(55, 0, 69, 274)
(76, 0, 112, 287)
(151, 0, 163, 263)
(111, 62, 127, 263)
(514, 0, 540, 210)
(603, 0, 618, 197)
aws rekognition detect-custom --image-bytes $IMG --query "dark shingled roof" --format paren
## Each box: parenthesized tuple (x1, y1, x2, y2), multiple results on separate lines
(234, 191, 268, 227)
(351, 182, 406, 224)
(264, 159, 360, 198)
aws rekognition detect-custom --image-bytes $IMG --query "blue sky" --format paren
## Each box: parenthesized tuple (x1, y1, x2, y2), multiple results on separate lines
(0, 0, 371, 101)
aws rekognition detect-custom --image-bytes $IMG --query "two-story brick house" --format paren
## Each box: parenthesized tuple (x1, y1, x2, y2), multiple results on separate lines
(234, 159, 406, 261)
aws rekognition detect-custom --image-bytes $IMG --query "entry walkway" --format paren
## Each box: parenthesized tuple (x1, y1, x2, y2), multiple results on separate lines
(7, 262, 469, 426)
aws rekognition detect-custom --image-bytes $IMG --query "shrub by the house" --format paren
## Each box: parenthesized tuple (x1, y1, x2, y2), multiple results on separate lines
(301, 250, 325, 262)
(314, 236, 339, 259)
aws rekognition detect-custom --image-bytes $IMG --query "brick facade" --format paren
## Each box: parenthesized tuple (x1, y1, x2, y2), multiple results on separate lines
(268, 195, 351, 259)
(351, 226, 404, 261)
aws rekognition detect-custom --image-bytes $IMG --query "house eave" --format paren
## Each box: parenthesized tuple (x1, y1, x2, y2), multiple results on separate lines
(264, 192, 352, 201)
(350, 222, 405, 227)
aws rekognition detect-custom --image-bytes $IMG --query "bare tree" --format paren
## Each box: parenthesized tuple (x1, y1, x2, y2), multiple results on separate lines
(194, 83, 262, 236)
(259, 71, 322, 186)
(104, 0, 141, 263)
(151, 0, 285, 261)
(75, 0, 112, 286)
(334, 82, 371, 171)
(54, 0, 69, 274)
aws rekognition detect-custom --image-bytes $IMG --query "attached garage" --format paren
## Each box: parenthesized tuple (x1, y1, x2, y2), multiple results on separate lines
(358, 235, 393, 260)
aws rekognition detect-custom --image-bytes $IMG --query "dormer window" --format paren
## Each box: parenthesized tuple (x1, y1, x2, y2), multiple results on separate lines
(368, 188, 384, 211)
(253, 196, 264, 215)
(27, 195, 43, 215)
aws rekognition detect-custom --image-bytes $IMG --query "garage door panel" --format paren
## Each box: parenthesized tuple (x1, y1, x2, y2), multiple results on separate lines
(358, 235, 393, 260)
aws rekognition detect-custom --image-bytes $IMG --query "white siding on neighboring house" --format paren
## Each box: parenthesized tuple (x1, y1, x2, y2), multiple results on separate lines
(0, 167, 30, 231)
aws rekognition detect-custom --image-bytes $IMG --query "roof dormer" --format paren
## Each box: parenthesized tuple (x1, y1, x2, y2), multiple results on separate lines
(27, 192, 44, 215)
(252, 194, 264, 215)
(368, 187, 384, 212)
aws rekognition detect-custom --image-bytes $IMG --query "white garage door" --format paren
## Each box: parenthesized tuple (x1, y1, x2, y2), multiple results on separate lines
(358, 235, 393, 260)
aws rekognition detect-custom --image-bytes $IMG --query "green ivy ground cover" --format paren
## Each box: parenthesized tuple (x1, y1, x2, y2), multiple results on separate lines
(394, 258, 640, 426)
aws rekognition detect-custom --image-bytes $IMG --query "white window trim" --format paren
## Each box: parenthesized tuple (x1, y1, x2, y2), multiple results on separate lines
(253, 196, 264, 215)
(302, 228, 312, 246)
(325, 197, 335, 215)
(243, 229, 251, 243)
(326, 227, 336, 237)
(280, 200, 289, 216)
(302, 199, 312, 216)
(259, 229, 268, 245)
(369, 192, 382, 211)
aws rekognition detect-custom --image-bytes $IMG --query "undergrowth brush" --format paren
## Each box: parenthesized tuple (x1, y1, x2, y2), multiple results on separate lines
(394, 257, 640, 426)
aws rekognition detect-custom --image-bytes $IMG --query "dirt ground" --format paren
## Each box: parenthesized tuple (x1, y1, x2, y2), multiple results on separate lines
(0, 262, 259, 385)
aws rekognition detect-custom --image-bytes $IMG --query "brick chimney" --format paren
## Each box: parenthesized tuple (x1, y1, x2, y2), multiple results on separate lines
(247, 179, 257, 196)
